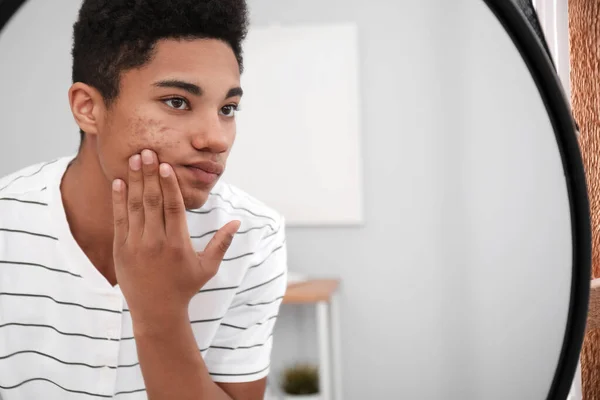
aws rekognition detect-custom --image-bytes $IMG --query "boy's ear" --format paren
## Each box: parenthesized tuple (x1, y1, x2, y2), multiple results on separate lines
(69, 82, 105, 137)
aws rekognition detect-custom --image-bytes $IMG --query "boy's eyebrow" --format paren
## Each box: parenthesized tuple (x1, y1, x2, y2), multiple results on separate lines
(226, 87, 244, 99)
(153, 79, 243, 99)
(154, 79, 202, 96)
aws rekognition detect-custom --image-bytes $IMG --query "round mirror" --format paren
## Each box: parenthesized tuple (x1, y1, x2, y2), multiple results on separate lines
(0, 1, 590, 399)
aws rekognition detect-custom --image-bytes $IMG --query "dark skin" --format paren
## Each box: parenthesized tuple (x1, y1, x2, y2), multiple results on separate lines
(63, 38, 266, 400)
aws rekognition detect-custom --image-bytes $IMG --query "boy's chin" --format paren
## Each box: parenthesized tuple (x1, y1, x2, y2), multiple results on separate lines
(182, 188, 210, 211)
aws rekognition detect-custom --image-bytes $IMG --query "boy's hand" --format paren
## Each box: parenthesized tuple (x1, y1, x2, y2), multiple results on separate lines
(111, 149, 240, 331)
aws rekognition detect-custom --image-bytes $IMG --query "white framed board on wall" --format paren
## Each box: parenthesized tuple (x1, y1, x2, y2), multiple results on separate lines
(223, 22, 364, 226)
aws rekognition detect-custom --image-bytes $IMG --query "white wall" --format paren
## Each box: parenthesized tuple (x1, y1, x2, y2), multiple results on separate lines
(248, 0, 571, 399)
(532, 0, 571, 102)
(0, 0, 82, 174)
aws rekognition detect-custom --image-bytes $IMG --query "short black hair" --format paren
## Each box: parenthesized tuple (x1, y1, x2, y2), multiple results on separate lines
(71, 0, 249, 143)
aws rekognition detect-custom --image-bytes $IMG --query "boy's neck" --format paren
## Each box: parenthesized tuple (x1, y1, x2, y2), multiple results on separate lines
(60, 138, 118, 285)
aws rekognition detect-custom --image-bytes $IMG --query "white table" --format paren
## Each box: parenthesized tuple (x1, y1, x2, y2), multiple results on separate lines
(283, 279, 343, 400)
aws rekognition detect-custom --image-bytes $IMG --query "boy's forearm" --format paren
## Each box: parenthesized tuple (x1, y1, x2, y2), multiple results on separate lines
(133, 314, 232, 400)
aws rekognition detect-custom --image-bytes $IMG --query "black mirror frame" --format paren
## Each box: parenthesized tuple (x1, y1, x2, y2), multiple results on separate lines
(484, 1, 590, 399)
(0, 1, 591, 399)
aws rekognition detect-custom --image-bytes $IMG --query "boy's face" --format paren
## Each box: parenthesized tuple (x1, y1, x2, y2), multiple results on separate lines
(94, 38, 242, 210)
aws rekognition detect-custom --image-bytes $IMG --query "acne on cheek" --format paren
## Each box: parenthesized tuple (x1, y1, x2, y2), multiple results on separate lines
(128, 116, 182, 157)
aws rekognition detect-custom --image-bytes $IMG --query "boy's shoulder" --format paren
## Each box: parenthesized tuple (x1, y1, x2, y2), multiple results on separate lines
(0, 158, 63, 197)
(0, 159, 66, 259)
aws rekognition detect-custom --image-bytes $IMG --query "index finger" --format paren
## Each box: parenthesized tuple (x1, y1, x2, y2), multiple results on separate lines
(158, 163, 189, 239)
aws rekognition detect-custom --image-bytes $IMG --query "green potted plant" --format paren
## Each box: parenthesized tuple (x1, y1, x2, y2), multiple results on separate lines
(281, 363, 320, 400)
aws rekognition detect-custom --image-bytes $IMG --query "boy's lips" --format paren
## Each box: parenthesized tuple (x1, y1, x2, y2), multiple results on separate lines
(182, 161, 223, 185)
(185, 160, 224, 175)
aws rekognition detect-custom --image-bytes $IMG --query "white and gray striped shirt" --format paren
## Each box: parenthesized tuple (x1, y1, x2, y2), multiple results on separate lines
(0, 155, 288, 399)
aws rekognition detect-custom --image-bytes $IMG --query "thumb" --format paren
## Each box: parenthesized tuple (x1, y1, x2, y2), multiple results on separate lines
(202, 220, 241, 263)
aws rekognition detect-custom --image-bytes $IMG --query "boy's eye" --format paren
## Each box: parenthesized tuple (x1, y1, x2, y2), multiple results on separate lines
(220, 104, 239, 117)
(164, 98, 189, 110)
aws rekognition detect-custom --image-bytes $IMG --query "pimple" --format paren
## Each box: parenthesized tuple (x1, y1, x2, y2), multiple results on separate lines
(127, 116, 180, 150)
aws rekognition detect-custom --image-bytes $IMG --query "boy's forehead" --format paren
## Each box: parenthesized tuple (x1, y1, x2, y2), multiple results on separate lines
(121, 38, 241, 91)
(150, 38, 240, 74)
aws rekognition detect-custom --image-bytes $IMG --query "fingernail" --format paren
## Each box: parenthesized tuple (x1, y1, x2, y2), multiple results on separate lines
(112, 179, 122, 191)
(159, 163, 171, 177)
(141, 149, 153, 165)
(129, 155, 141, 171)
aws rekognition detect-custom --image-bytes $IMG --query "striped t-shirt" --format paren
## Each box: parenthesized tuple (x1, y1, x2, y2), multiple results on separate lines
(0, 155, 288, 399)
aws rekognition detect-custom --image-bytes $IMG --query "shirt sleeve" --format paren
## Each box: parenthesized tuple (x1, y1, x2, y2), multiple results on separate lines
(205, 215, 288, 383)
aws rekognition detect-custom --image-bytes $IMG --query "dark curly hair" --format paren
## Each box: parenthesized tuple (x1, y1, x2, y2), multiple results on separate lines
(71, 0, 249, 142)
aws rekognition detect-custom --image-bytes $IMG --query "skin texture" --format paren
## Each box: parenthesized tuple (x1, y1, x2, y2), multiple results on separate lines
(62, 38, 266, 399)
